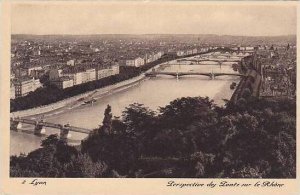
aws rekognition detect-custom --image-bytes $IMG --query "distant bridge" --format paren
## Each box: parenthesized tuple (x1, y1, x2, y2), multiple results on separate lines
(145, 71, 245, 79)
(11, 117, 91, 140)
(177, 58, 241, 65)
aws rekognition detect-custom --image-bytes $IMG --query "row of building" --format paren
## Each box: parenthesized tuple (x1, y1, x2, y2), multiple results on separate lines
(49, 65, 120, 89)
(176, 48, 205, 56)
(119, 51, 164, 67)
(119, 48, 207, 67)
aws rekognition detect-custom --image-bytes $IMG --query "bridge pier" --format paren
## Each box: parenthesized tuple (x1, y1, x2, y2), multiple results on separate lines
(17, 122, 23, 131)
(34, 123, 46, 135)
(218, 62, 222, 69)
(60, 125, 72, 140)
(10, 120, 20, 131)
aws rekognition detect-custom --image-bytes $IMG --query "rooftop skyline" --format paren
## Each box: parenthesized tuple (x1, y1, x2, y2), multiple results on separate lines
(12, 2, 297, 36)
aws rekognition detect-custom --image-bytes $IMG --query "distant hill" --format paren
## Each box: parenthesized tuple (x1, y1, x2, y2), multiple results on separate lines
(11, 34, 296, 46)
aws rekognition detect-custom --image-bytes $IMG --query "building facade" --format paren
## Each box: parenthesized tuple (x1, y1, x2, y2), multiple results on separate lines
(52, 77, 74, 89)
(10, 82, 15, 99)
(14, 77, 42, 98)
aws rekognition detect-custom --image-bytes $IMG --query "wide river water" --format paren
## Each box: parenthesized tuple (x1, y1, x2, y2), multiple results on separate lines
(10, 56, 241, 156)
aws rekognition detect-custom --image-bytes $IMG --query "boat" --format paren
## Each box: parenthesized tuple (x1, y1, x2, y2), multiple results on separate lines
(83, 98, 97, 105)
(230, 82, 237, 90)
(77, 97, 85, 102)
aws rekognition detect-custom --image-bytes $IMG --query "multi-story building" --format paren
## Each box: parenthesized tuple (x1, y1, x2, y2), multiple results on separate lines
(125, 57, 145, 67)
(110, 65, 120, 75)
(14, 77, 42, 98)
(125, 59, 135, 66)
(66, 59, 75, 66)
(96, 65, 119, 80)
(52, 76, 74, 89)
(26, 65, 43, 76)
(157, 51, 164, 58)
(73, 72, 83, 85)
(187, 50, 193, 55)
(10, 82, 15, 99)
(177, 51, 185, 56)
(15, 68, 29, 78)
(145, 54, 154, 63)
(29, 69, 45, 78)
(200, 48, 209, 52)
(50, 65, 119, 88)
(83, 69, 96, 83)
(135, 57, 145, 67)
(144, 51, 163, 63)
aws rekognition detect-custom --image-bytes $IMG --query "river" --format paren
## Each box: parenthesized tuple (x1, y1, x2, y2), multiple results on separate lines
(10, 55, 242, 156)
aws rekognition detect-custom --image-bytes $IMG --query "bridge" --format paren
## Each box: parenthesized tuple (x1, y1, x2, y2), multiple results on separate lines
(10, 117, 92, 140)
(145, 71, 245, 79)
(177, 58, 241, 65)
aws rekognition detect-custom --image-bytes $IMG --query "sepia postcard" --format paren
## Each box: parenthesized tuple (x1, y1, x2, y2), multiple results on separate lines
(0, 0, 299, 194)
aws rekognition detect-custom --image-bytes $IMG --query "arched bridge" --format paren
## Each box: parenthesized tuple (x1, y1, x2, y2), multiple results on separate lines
(177, 58, 241, 64)
(145, 71, 245, 79)
(10, 117, 92, 140)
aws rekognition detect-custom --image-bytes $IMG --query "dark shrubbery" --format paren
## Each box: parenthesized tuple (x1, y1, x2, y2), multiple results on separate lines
(11, 96, 296, 178)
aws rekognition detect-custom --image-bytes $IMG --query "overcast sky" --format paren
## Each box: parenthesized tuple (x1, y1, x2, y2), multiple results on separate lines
(11, 2, 297, 36)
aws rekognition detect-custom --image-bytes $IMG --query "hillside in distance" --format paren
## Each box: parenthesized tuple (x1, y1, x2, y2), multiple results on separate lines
(11, 34, 296, 46)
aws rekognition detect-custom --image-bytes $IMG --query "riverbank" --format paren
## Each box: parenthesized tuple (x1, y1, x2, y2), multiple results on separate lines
(10, 63, 242, 155)
(213, 77, 241, 106)
(11, 50, 221, 114)
(11, 50, 241, 118)
(10, 54, 202, 118)
(11, 74, 147, 118)
(11, 63, 167, 118)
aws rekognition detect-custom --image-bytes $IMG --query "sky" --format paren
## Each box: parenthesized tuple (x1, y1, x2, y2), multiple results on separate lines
(11, 2, 297, 36)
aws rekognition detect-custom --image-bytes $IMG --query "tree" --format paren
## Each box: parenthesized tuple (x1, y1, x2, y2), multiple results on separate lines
(11, 96, 296, 178)
(229, 165, 262, 178)
(10, 134, 79, 177)
(64, 154, 107, 177)
(159, 97, 217, 130)
(122, 103, 156, 135)
(99, 105, 113, 135)
(81, 105, 141, 176)
(232, 63, 238, 72)
(242, 88, 252, 99)
(236, 98, 247, 110)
